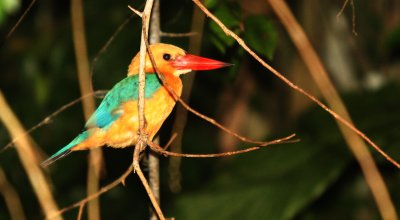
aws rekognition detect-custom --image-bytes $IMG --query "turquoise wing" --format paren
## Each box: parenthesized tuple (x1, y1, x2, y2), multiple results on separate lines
(85, 74, 162, 128)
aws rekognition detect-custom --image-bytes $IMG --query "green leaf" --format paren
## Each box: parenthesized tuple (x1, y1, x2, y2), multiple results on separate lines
(204, 0, 219, 9)
(244, 16, 278, 59)
(208, 3, 241, 53)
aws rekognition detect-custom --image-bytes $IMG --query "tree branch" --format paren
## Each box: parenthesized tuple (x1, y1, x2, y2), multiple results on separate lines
(134, 0, 166, 219)
(148, 0, 161, 219)
(149, 134, 296, 158)
(0, 91, 62, 220)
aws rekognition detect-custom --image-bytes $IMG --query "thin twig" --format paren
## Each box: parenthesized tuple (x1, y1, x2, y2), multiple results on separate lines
(77, 204, 85, 220)
(267, 0, 395, 219)
(1, 0, 37, 47)
(337, 0, 349, 21)
(191, 0, 400, 169)
(160, 31, 197, 37)
(336, 0, 358, 36)
(133, 143, 165, 220)
(90, 14, 135, 81)
(128, 5, 143, 17)
(149, 134, 297, 158)
(48, 165, 133, 219)
(164, 133, 178, 150)
(349, 0, 358, 36)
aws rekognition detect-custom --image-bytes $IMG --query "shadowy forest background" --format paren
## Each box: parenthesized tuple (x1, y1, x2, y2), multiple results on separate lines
(0, 0, 400, 219)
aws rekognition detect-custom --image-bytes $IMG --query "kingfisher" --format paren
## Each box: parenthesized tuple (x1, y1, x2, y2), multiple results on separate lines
(41, 43, 230, 167)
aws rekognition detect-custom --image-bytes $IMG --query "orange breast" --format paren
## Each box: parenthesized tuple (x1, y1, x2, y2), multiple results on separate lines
(74, 74, 183, 151)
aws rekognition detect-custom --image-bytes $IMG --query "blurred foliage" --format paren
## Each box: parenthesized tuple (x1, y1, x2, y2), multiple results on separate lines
(384, 25, 400, 60)
(207, 0, 278, 59)
(0, 0, 400, 219)
(0, 0, 20, 25)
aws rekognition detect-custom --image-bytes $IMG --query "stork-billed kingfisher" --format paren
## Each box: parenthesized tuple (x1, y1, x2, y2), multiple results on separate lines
(41, 43, 229, 166)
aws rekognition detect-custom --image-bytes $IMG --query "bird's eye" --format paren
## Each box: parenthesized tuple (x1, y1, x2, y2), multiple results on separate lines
(163, 53, 171, 61)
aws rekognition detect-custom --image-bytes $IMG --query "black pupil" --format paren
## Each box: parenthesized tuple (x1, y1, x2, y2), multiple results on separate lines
(163, 54, 171, 61)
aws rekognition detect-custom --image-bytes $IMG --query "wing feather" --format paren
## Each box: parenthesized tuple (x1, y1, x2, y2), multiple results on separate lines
(85, 74, 162, 128)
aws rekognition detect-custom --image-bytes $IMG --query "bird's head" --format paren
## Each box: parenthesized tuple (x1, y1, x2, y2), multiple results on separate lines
(128, 43, 230, 77)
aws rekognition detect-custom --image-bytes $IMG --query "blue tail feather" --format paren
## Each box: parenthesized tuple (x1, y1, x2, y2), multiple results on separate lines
(41, 131, 89, 167)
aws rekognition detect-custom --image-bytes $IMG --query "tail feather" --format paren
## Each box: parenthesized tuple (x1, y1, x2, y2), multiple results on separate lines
(41, 131, 89, 167)
(41, 149, 72, 167)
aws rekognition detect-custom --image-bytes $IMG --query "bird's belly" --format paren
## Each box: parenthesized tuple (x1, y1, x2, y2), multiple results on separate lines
(103, 87, 179, 148)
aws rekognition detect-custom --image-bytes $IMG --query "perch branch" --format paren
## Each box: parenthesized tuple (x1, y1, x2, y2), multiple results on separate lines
(132, 1, 166, 219)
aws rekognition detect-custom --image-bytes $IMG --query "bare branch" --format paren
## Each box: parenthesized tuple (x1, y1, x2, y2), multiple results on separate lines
(336, 0, 358, 36)
(48, 165, 133, 219)
(135, 0, 166, 219)
(90, 14, 135, 80)
(2, 0, 38, 46)
(128, 5, 143, 17)
(160, 31, 197, 37)
(148, 134, 297, 158)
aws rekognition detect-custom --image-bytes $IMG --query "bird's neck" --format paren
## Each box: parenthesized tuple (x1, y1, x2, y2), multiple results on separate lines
(162, 72, 183, 98)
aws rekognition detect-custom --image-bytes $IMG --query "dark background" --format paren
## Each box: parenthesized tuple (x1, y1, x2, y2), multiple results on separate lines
(1, 0, 399, 219)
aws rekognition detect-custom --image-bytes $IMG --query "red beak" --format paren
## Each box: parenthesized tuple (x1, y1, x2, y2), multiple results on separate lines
(173, 54, 231, 71)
